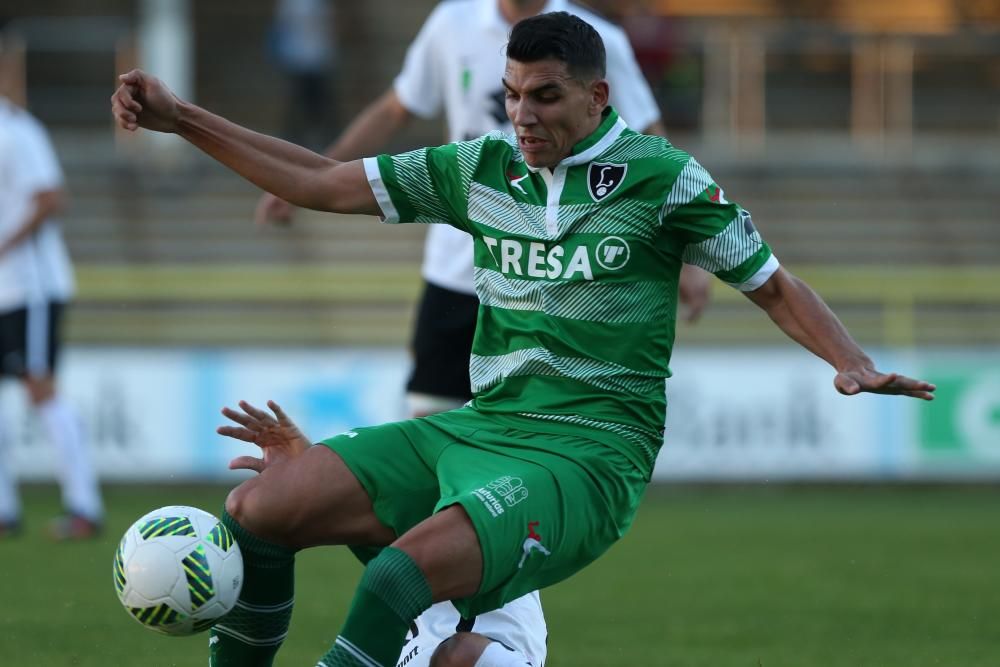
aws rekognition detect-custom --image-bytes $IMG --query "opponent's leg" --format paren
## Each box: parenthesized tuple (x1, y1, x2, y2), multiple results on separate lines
(211, 445, 396, 667)
(430, 632, 493, 667)
(433, 634, 534, 667)
(0, 418, 22, 537)
(319, 504, 483, 667)
(27, 376, 104, 537)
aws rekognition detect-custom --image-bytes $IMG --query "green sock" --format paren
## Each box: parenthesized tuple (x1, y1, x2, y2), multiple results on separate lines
(319, 547, 433, 667)
(209, 511, 297, 667)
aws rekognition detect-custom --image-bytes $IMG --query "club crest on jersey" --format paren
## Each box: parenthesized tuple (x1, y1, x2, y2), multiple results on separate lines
(587, 162, 627, 202)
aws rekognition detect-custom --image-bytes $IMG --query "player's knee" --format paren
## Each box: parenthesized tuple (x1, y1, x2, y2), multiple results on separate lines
(224, 478, 290, 541)
(430, 632, 493, 667)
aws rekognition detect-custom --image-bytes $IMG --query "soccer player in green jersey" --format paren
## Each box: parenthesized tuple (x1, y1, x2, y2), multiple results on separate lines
(112, 12, 935, 667)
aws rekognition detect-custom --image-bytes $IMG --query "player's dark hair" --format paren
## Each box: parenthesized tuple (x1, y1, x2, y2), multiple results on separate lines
(507, 11, 606, 80)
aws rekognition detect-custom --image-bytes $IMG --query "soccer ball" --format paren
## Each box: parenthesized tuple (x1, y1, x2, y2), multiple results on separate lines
(114, 505, 243, 636)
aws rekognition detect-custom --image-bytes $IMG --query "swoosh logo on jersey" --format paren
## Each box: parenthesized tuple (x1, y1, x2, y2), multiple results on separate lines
(510, 174, 529, 194)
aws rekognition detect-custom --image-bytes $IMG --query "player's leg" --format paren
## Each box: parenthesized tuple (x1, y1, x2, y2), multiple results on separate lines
(318, 504, 481, 667)
(25, 302, 103, 539)
(211, 443, 397, 667)
(429, 420, 646, 620)
(393, 588, 546, 667)
(429, 589, 547, 667)
(213, 420, 442, 667)
(320, 427, 573, 667)
(405, 281, 478, 417)
(432, 633, 536, 667)
(313, 419, 482, 666)
(0, 307, 24, 537)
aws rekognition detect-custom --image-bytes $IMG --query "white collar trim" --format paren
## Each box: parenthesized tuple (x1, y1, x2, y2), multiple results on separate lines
(523, 115, 628, 173)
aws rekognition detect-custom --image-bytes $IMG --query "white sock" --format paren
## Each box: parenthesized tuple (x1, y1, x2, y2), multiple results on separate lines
(37, 396, 103, 520)
(0, 420, 22, 522)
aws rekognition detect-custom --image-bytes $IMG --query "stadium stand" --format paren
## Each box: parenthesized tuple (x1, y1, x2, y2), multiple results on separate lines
(3, 0, 998, 348)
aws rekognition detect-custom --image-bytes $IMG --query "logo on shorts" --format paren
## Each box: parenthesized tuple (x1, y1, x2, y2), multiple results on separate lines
(588, 162, 627, 202)
(518, 521, 551, 569)
(488, 476, 529, 507)
(474, 476, 529, 518)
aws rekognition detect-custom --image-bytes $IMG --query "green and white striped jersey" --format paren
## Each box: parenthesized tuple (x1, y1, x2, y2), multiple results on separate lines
(364, 107, 778, 477)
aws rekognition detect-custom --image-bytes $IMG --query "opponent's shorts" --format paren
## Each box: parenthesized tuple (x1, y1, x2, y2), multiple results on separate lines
(0, 302, 65, 379)
(398, 593, 546, 667)
(405, 281, 479, 402)
(321, 406, 646, 617)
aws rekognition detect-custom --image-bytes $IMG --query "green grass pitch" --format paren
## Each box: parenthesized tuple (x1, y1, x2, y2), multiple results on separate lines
(3, 483, 998, 666)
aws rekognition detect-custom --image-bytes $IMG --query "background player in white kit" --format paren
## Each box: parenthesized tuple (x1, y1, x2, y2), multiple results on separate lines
(255, 2, 705, 664)
(0, 92, 104, 540)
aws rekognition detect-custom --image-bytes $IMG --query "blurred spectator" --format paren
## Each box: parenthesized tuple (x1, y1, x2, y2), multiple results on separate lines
(0, 87, 103, 540)
(269, 0, 337, 149)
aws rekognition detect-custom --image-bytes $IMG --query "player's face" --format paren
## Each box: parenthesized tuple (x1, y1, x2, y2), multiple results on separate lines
(503, 58, 609, 169)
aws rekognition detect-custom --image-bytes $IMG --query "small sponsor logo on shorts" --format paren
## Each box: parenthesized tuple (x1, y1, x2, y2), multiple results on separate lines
(488, 476, 529, 507)
(474, 476, 529, 518)
(518, 521, 551, 569)
(473, 488, 505, 517)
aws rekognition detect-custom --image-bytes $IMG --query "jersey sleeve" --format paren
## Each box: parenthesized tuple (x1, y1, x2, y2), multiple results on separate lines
(660, 158, 778, 291)
(15, 116, 64, 194)
(392, 4, 448, 119)
(363, 137, 488, 233)
(603, 27, 661, 133)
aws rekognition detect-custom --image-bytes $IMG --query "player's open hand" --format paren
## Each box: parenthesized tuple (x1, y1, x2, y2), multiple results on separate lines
(111, 69, 181, 133)
(254, 192, 297, 227)
(834, 367, 936, 400)
(217, 400, 312, 473)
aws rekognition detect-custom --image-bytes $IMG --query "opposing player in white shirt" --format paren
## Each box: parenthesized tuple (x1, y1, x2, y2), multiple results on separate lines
(254, 2, 707, 664)
(0, 95, 104, 540)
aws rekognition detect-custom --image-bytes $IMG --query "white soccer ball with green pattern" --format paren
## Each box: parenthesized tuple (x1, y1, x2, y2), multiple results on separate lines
(114, 505, 243, 636)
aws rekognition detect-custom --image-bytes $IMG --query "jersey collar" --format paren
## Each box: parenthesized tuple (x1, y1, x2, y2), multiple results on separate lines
(524, 106, 628, 173)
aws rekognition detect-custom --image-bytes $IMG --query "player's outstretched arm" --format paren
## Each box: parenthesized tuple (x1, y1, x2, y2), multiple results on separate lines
(256, 88, 414, 226)
(111, 69, 380, 216)
(745, 267, 936, 400)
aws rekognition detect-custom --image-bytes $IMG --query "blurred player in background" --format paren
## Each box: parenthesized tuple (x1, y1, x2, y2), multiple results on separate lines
(269, 0, 337, 150)
(257, 0, 712, 419)
(0, 90, 103, 540)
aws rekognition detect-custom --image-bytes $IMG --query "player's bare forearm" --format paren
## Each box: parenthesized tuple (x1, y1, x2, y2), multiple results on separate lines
(325, 88, 413, 161)
(112, 69, 379, 215)
(746, 267, 871, 371)
(174, 101, 369, 213)
(174, 102, 321, 200)
(746, 267, 935, 400)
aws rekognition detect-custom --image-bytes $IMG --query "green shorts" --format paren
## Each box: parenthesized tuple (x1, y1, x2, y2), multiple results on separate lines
(320, 406, 647, 617)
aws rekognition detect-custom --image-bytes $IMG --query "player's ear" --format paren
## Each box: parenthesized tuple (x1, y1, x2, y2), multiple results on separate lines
(589, 79, 609, 116)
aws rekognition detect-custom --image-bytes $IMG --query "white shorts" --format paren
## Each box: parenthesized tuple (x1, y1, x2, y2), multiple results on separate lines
(396, 592, 547, 667)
